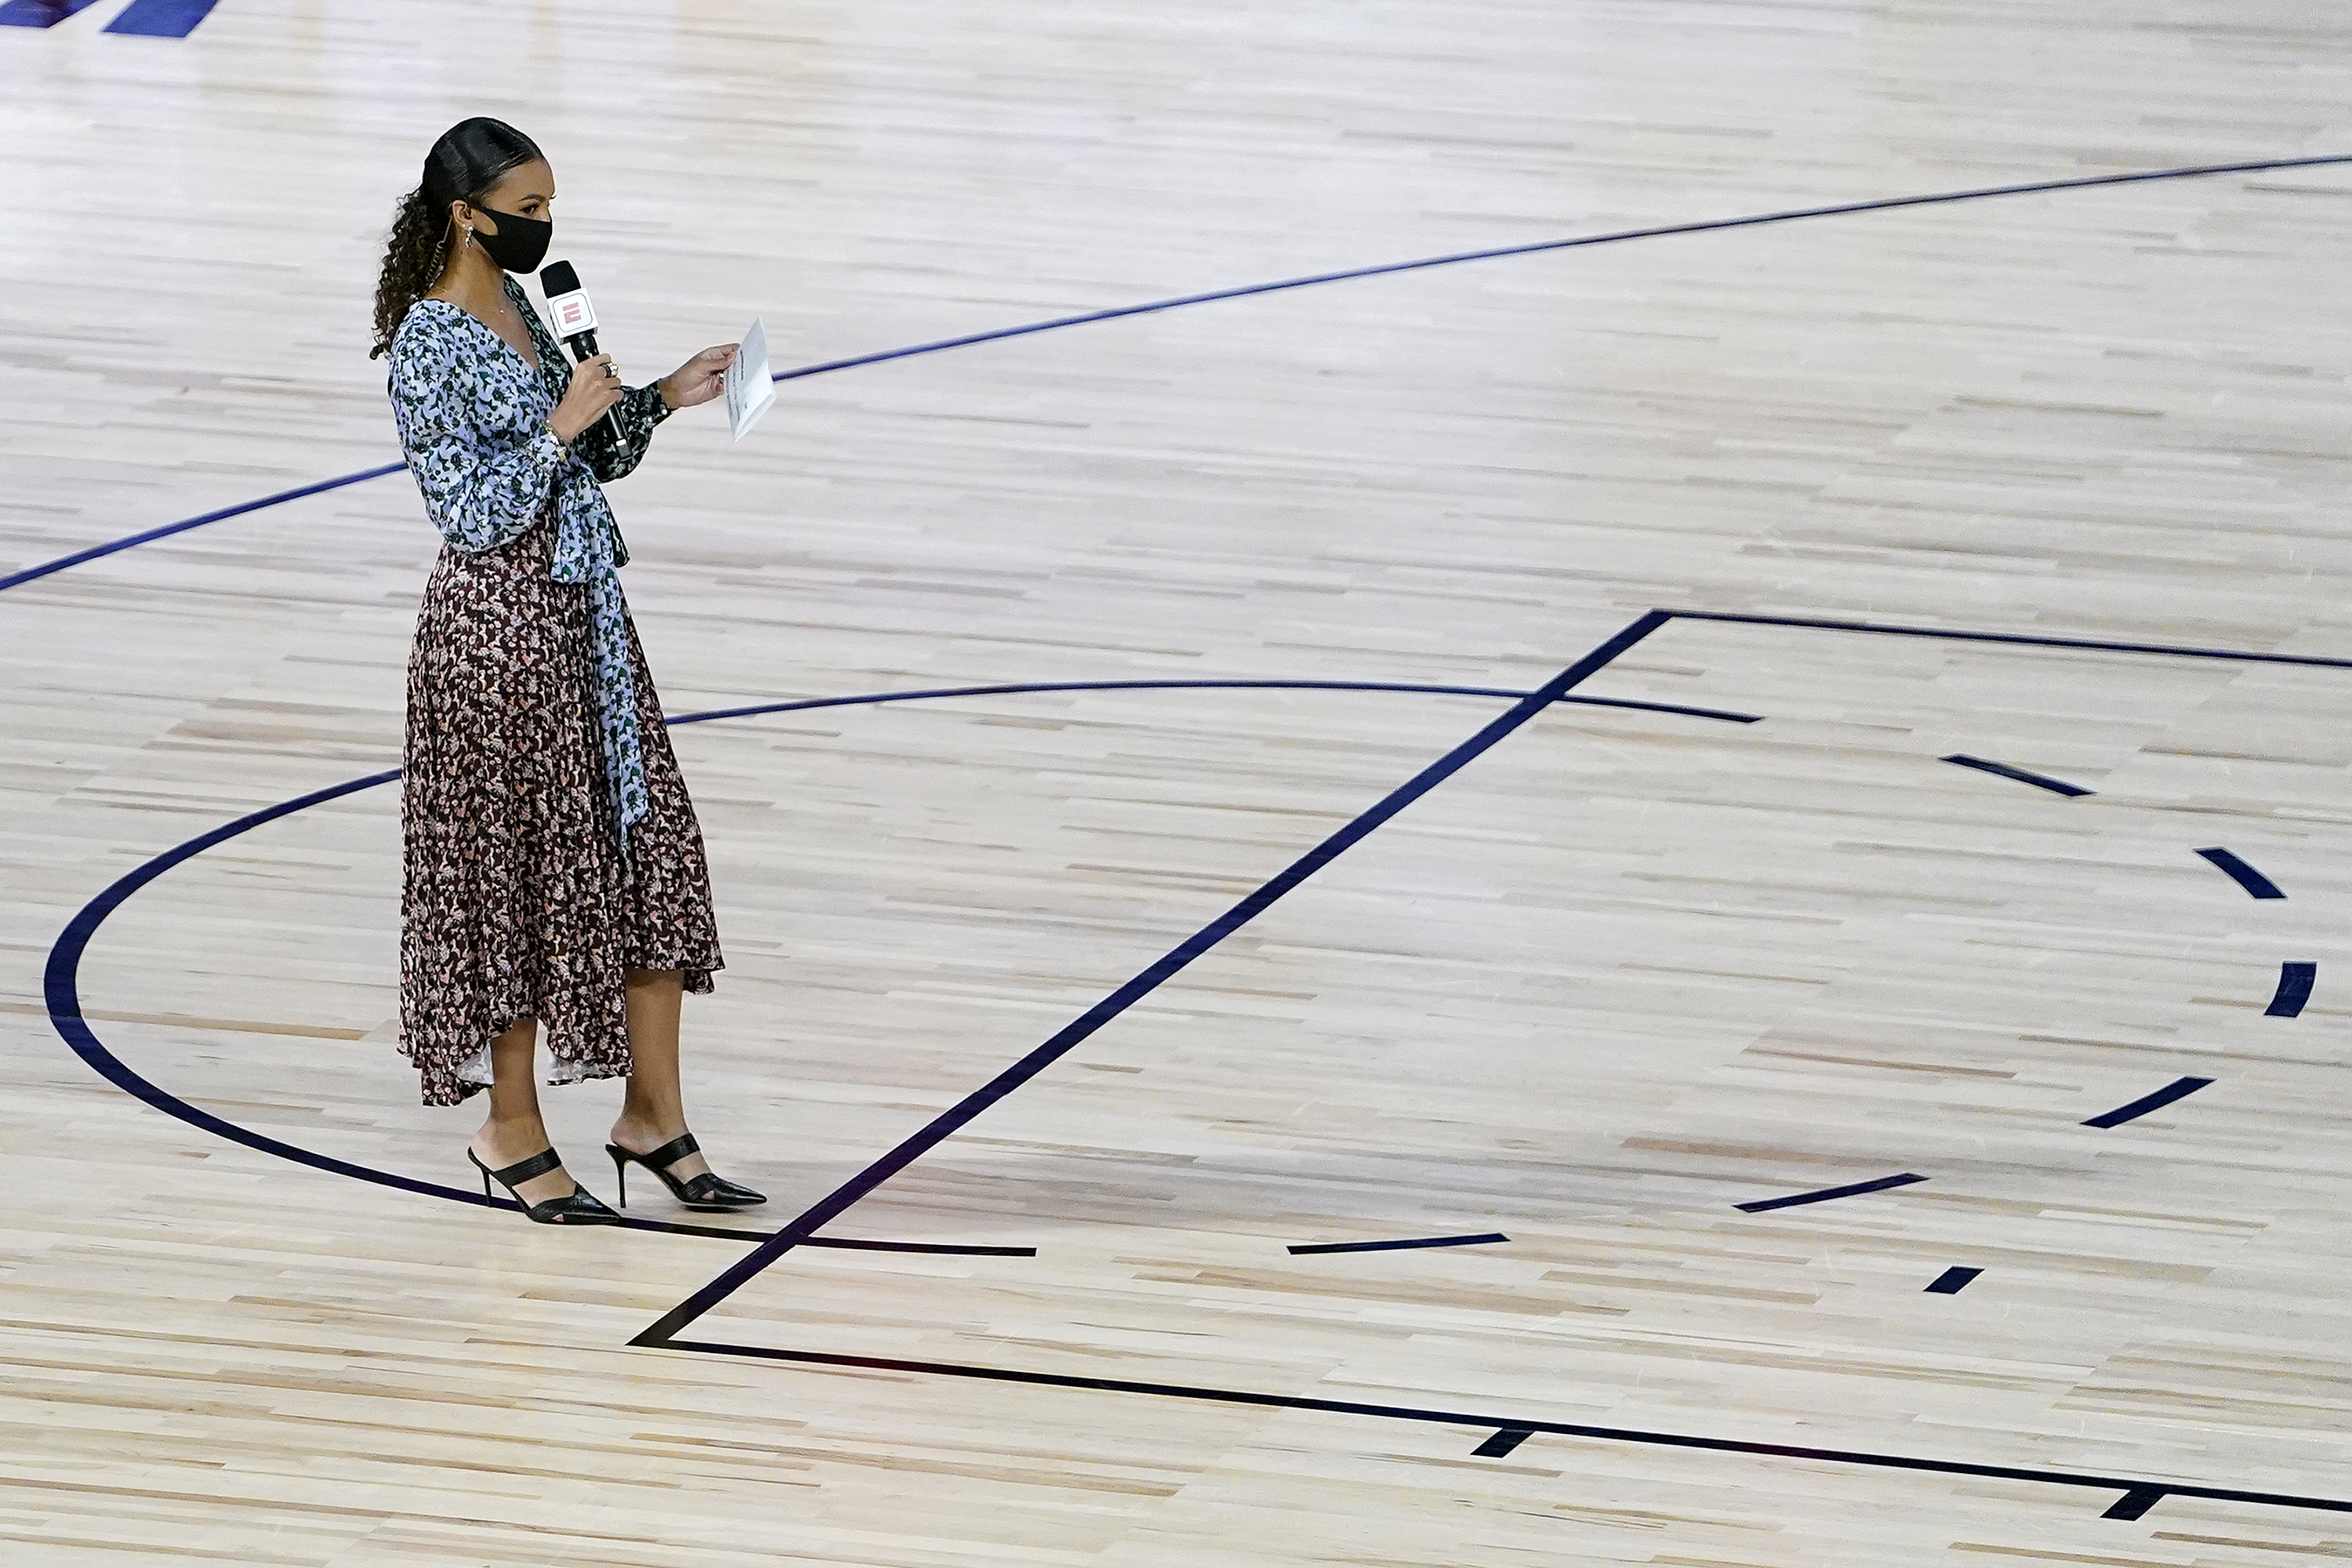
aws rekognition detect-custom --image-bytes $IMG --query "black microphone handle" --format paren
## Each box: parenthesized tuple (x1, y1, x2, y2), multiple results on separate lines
(561, 329, 624, 446)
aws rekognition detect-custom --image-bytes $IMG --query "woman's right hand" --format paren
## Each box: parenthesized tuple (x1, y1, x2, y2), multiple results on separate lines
(547, 354, 625, 445)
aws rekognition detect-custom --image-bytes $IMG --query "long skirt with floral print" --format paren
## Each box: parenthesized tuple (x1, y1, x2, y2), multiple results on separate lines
(400, 504, 721, 1107)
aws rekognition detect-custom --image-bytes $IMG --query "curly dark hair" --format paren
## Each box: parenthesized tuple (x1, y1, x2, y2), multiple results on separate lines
(369, 117, 543, 359)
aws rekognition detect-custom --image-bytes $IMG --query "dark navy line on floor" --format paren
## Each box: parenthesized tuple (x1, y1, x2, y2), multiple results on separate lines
(0, 462, 408, 593)
(630, 612, 1675, 1346)
(0, 0, 106, 26)
(1924, 1267, 1981, 1295)
(103, 0, 218, 35)
(1734, 1173, 1928, 1214)
(655, 1339, 2352, 1522)
(1473, 1429, 1533, 1458)
(10, 156, 2347, 597)
(2267, 961, 2317, 1018)
(48, 679, 1524, 1254)
(805, 1236, 1037, 1257)
(1940, 754, 2093, 797)
(680, 678, 1759, 728)
(2082, 1076, 2213, 1129)
(1672, 610, 2352, 670)
(612, 1214, 1032, 1254)
(2196, 848, 2285, 899)
(1289, 1232, 1508, 1255)
(682, 678, 1528, 722)
(763, 155, 2352, 385)
(29, 773, 971, 1249)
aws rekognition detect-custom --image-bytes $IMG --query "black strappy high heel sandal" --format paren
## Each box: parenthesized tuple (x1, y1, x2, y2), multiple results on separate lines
(604, 1132, 767, 1210)
(470, 1147, 624, 1225)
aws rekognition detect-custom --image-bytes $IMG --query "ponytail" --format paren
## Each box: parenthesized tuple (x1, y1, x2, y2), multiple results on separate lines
(368, 184, 451, 359)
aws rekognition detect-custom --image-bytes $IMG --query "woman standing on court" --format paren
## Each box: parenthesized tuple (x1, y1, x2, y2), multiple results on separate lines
(369, 117, 764, 1225)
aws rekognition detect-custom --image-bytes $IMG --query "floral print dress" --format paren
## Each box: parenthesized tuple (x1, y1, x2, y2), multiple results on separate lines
(387, 276, 722, 1107)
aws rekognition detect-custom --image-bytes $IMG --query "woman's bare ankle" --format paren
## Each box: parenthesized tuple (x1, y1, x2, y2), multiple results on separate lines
(609, 1111, 710, 1180)
(470, 1117, 578, 1203)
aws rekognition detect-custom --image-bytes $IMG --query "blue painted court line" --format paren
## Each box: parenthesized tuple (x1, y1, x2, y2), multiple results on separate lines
(2267, 961, 2316, 1018)
(1734, 1173, 1928, 1214)
(103, 0, 218, 35)
(0, 462, 405, 593)
(764, 155, 2352, 386)
(2196, 847, 2285, 899)
(1289, 1232, 1508, 1256)
(681, 677, 1755, 728)
(1676, 611, 2352, 671)
(655, 1338, 2352, 1523)
(1924, 1267, 1980, 1295)
(2082, 1076, 2212, 1130)
(682, 678, 1541, 722)
(1940, 754, 2092, 797)
(0, 0, 103, 24)
(9, 154, 2350, 600)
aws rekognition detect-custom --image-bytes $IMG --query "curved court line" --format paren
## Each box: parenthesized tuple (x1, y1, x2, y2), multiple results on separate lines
(2267, 961, 2316, 1018)
(764, 154, 2352, 383)
(0, 463, 408, 594)
(7, 153, 2346, 597)
(686, 677, 1756, 727)
(42, 674, 1608, 1239)
(1940, 753, 2092, 797)
(2082, 1075, 2213, 1129)
(2194, 846, 2286, 899)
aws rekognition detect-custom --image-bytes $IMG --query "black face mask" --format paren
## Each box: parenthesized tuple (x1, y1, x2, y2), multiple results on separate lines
(469, 205, 552, 274)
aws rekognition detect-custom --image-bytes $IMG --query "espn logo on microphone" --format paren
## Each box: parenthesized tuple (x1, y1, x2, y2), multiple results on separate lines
(548, 291, 598, 336)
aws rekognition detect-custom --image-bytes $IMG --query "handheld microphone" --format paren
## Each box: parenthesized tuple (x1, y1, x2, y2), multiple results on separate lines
(537, 260, 622, 446)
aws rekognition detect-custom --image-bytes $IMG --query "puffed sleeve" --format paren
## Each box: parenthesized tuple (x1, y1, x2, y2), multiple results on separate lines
(388, 318, 567, 554)
(572, 380, 671, 485)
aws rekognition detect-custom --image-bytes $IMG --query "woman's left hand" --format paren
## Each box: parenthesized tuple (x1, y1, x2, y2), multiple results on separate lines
(659, 344, 739, 411)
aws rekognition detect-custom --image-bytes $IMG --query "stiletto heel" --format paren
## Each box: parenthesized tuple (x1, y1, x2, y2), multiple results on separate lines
(608, 1145, 629, 1207)
(468, 1147, 623, 1226)
(603, 1133, 765, 1210)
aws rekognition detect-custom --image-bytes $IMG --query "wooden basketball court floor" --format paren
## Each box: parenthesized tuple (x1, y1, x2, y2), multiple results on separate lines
(9, 2, 2352, 1563)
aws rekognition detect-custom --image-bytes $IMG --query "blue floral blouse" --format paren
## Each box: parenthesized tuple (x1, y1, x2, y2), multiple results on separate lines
(387, 276, 671, 846)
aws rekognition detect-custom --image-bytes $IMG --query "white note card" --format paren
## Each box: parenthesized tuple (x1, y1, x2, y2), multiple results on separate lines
(724, 318, 775, 441)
